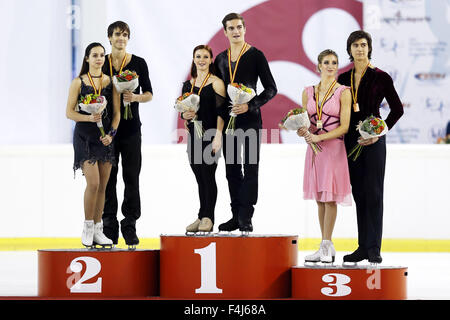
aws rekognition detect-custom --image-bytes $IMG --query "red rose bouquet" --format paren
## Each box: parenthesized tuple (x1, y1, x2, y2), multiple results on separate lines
(112, 70, 139, 120)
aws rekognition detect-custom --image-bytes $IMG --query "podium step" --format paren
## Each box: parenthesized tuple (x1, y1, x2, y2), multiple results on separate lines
(160, 234, 298, 299)
(292, 265, 408, 300)
(38, 249, 159, 298)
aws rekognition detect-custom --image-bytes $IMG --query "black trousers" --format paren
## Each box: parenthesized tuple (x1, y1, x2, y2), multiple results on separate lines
(187, 129, 220, 223)
(103, 132, 142, 229)
(190, 163, 218, 223)
(222, 128, 261, 223)
(345, 135, 386, 253)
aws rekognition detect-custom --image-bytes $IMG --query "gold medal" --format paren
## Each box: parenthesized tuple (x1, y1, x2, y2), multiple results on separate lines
(228, 43, 248, 84)
(87, 72, 103, 95)
(190, 72, 211, 95)
(108, 52, 128, 76)
(350, 62, 370, 113)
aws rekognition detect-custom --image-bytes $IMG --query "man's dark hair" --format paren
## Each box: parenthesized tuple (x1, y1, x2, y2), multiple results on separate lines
(346, 30, 372, 61)
(221, 13, 245, 30)
(107, 21, 130, 39)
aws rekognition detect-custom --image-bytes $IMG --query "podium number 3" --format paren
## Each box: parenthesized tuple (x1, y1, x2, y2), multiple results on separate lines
(321, 273, 351, 297)
(194, 242, 223, 294)
(66, 256, 102, 293)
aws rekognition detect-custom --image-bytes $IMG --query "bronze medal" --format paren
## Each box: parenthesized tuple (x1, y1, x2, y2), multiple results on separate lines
(316, 120, 323, 129)
(315, 80, 336, 130)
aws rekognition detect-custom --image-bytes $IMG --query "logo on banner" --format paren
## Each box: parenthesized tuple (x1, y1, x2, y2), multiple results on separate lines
(382, 11, 431, 25)
(388, 0, 422, 5)
(415, 73, 446, 81)
(379, 37, 400, 54)
(424, 97, 445, 113)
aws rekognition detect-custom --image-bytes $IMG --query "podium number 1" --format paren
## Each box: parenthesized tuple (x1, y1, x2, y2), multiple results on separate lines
(194, 242, 223, 294)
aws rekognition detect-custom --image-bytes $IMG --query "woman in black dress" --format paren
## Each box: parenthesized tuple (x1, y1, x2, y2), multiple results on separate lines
(180, 45, 227, 233)
(66, 42, 120, 247)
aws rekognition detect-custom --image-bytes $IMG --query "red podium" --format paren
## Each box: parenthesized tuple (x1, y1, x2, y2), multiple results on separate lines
(292, 265, 408, 300)
(160, 234, 298, 299)
(38, 249, 159, 298)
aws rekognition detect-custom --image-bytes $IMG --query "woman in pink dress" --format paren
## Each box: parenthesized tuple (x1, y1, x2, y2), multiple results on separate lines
(297, 49, 352, 263)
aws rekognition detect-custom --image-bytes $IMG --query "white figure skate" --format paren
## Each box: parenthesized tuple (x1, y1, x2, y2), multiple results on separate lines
(304, 240, 336, 265)
(304, 241, 323, 265)
(320, 240, 336, 264)
(93, 222, 113, 249)
(82, 220, 95, 249)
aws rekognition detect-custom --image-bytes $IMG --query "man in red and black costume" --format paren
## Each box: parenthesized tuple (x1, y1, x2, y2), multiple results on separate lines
(338, 30, 404, 264)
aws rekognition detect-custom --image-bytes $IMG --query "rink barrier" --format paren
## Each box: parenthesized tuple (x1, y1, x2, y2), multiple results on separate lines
(38, 249, 159, 298)
(3, 237, 450, 252)
(291, 265, 408, 300)
(160, 234, 298, 299)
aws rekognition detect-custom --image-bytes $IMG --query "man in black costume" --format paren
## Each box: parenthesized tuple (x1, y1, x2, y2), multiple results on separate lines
(214, 13, 277, 233)
(102, 21, 153, 248)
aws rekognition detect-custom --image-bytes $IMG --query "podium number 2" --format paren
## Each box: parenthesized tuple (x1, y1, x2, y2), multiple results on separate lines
(194, 242, 223, 294)
(66, 256, 102, 293)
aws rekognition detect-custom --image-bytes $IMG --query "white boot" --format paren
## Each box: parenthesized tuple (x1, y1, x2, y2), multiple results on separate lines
(93, 222, 113, 246)
(304, 241, 323, 263)
(82, 220, 94, 247)
(320, 240, 336, 263)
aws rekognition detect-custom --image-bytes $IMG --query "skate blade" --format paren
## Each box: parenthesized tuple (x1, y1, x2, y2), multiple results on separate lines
(196, 231, 213, 236)
(342, 261, 359, 267)
(127, 245, 138, 250)
(320, 256, 336, 264)
(185, 231, 213, 236)
(218, 230, 236, 235)
(240, 231, 251, 237)
(92, 243, 114, 250)
(304, 261, 320, 267)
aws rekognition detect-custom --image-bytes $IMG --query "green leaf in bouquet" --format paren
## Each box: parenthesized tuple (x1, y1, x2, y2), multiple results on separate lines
(361, 120, 372, 132)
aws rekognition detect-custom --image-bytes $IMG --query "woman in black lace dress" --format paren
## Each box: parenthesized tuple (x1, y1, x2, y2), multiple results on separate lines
(66, 42, 120, 247)
(180, 45, 227, 233)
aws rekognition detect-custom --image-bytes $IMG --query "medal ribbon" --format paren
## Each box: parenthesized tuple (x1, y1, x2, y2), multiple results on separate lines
(108, 53, 127, 76)
(315, 79, 337, 122)
(227, 43, 248, 84)
(350, 62, 370, 105)
(87, 72, 103, 95)
(190, 73, 211, 95)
